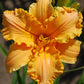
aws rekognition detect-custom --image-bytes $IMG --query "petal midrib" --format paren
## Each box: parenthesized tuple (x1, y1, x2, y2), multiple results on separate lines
(48, 12, 77, 37)
(4, 15, 38, 37)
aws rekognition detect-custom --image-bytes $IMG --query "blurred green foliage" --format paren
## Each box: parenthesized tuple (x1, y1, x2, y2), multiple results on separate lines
(70, 2, 80, 9)
(57, 0, 70, 6)
(77, 71, 84, 84)
(56, 0, 80, 9)
(0, 2, 4, 12)
(29, 80, 37, 84)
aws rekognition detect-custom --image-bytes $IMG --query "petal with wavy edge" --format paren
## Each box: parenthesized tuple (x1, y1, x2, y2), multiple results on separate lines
(27, 47, 64, 84)
(29, 1, 54, 22)
(56, 39, 81, 64)
(2, 8, 44, 46)
(45, 7, 83, 43)
(29, 3, 37, 17)
(6, 43, 32, 73)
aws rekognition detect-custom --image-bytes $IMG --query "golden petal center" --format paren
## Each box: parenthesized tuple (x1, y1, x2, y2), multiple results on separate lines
(37, 34, 50, 47)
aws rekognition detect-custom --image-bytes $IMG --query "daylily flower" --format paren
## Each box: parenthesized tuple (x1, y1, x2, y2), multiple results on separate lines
(1, 0, 83, 84)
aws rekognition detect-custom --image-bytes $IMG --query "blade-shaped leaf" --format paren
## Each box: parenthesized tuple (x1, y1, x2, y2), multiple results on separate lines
(77, 71, 84, 84)
(67, 0, 75, 7)
(12, 72, 18, 84)
(29, 80, 37, 84)
(0, 44, 8, 57)
(53, 76, 61, 84)
(0, 2, 4, 12)
(70, 2, 80, 9)
(57, 0, 70, 6)
(22, 65, 28, 84)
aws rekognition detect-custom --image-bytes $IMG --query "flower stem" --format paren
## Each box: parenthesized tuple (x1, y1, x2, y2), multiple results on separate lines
(0, 44, 8, 57)
(12, 72, 18, 84)
(22, 65, 27, 84)
(64, 66, 84, 73)
(17, 70, 23, 84)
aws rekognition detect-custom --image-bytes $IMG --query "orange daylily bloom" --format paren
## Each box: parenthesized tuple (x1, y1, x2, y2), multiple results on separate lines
(1, 0, 83, 84)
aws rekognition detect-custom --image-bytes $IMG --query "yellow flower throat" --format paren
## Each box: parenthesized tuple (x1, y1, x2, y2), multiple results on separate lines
(37, 34, 50, 47)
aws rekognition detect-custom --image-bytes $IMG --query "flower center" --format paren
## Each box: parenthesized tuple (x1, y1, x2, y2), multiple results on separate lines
(37, 34, 50, 47)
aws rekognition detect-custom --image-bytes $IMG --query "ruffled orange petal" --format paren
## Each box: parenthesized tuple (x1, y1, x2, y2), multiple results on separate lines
(29, 3, 37, 17)
(29, 0, 53, 22)
(6, 43, 32, 72)
(43, 16, 56, 35)
(2, 8, 44, 46)
(27, 47, 64, 84)
(56, 39, 81, 64)
(45, 7, 83, 43)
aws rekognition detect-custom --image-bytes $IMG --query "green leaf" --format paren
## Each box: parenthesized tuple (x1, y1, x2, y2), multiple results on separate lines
(17, 70, 23, 84)
(52, 0, 55, 5)
(0, 40, 14, 57)
(56, 0, 80, 10)
(57, 0, 70, 7)
(70, 2, 80, 10)
(53, 76, 61, 84)
(64, 67, 84, 73)
(0, 44, 8, 57)
(0, 2, 4, 12)
(12, 72, 18, 84)
(77, 71, 84, 84)
(29, 80, 37, 84)
(22, 65, 28, 84)
(67, 0, 75, 7)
